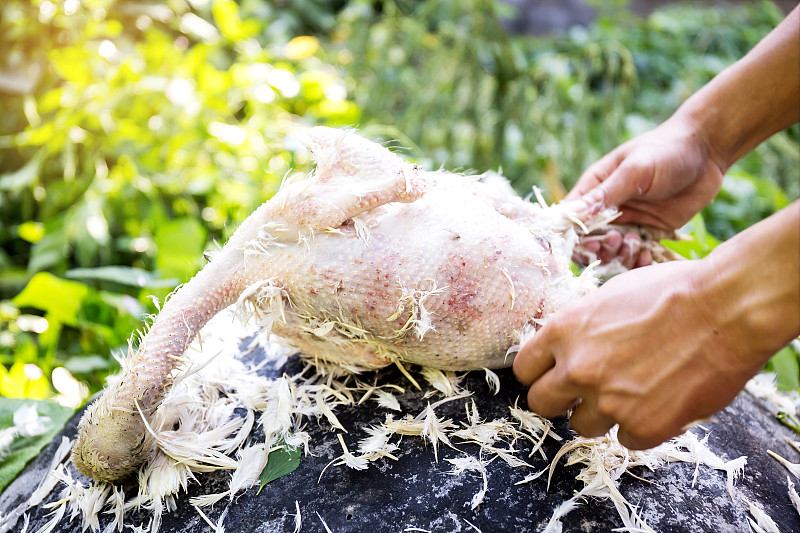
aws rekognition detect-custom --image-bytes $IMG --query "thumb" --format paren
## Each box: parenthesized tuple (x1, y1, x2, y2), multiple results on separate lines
(512, 323, 557, 386)
(571, 158, 653, 217)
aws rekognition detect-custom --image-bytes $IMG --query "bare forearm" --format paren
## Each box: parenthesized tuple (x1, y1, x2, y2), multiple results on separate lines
(678, 6, 800, 170)
(698, 200, 800, 372)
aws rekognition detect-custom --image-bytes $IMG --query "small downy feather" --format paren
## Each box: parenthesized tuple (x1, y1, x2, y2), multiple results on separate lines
(768, 449, 800, 479)
(335, 434, 369, 471)
(745, 498, 780, 533)
(541, 496, 580, 533)
(373, 389, 402, 411)
(28, 438, 73, 509)
(358, 425, 399, 461)
(420, 367, 463, 397)
(420, 403, 453, 462)
(194, 504, 229, 533)
(228, 443, 269, 498)
(445, 455, 488, 510)
(316, 390, 347, 432)
(293, 500, 302, 533)
(788, 476, 800, 516)
(483, 368, 500, 395)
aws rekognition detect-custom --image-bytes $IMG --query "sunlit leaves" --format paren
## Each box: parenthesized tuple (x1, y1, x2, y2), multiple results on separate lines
(154, 218, 207, 282)
(0, 363, 51, 399)
(212, 0, 259, 42)
(66, 266, 178, 289)
(286, 36, 319, 60)
(13, 272, 89, 327)
(1, 0, 365, 406)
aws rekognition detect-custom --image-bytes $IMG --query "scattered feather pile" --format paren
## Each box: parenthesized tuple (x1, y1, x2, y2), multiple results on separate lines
(2, 308, 780, 533)
(540, 427, 748, 533)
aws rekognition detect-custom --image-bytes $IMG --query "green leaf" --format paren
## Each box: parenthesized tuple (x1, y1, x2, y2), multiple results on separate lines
(765, 346, 800, 392)
(154, 218, 207, 282)
(13, 272, 89, 326)
(257, 442, 301, 494)
(0, 398, 74, 494)
(66, 266, 179, 289)
(27, 226, 69, 274)
(661, 213, 720, 260)
(64, 355, 112, 375)
(0, 152, 43, 192)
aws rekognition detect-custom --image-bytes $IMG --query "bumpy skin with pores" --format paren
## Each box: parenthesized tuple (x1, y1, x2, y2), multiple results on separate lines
(72, 127, 590, 482)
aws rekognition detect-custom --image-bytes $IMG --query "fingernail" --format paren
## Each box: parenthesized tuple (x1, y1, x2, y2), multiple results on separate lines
(571, 190, 603, 216)
(562, 199, 588, 215)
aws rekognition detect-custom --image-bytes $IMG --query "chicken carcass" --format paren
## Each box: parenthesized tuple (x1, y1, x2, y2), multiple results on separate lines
(72, 127, 599, 482)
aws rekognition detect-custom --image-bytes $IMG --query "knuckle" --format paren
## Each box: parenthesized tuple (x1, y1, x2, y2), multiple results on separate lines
(526, 387, 549, 417)
(561, 357, 595, 388)
(595, 396, 619, 420)
(618, 425, 652, 449)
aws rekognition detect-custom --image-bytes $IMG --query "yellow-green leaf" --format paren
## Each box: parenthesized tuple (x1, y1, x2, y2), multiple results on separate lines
(12, 272, 89, 326)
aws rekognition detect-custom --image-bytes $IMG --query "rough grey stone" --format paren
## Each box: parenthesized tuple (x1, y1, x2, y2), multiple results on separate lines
(1, 341, 798, 532)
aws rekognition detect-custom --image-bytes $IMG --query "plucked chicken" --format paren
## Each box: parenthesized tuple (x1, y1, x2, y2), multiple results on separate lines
(72, 127, 605, 482)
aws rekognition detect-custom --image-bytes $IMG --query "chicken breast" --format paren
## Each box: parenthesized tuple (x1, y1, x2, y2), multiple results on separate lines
(72, 127, 593, 482)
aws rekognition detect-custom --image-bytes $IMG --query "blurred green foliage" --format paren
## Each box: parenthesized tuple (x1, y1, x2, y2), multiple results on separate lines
(0, 0, 797, 409)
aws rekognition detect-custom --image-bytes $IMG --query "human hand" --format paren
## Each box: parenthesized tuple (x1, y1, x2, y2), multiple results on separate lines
(572, 229, 650, 269)
(512, 259, 762, 449)
(566, 115, 726, 232)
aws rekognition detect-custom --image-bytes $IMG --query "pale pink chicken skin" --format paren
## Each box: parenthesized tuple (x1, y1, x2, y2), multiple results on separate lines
(72, 127, 590, 482)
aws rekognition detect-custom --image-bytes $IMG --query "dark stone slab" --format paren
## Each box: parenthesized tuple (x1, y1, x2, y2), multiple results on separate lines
(2, 339, 798, 533)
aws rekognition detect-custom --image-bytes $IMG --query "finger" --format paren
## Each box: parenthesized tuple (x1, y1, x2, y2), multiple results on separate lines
(617, 426, 668, 451)
(570, 400, 616, 438)
(565, 150, 625, 202)
(573, 157, 656, 218)
(634, 248, 652, 268)
(597, 230, 623, 263)
(618, 233, 642, 269)
(579, 238, 601, 255)
(513, 326, 558, 385)
(526, 368, 580, 418)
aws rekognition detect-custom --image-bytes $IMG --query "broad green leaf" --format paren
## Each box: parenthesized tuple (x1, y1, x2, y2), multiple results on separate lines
(66, 266, 179, 289)
(64, 355, 113, 375)
(13, 272, 89, 326)
(155, 218, 207, 282)
(661, 213, 720, 260)
(257, 443, 302, 494)
(765, 346, 800, 392)
(27, 227, 70, 274)
(0, 153, 43, 192)
(0, 398, 74, 494)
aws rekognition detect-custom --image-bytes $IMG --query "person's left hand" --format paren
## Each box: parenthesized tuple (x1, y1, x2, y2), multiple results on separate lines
(512, 259, 760, 449)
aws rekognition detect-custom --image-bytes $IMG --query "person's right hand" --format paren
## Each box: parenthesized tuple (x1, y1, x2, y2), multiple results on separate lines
(567, 114, 726, 232)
